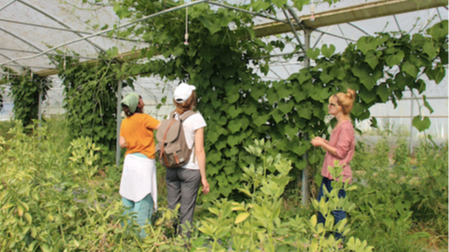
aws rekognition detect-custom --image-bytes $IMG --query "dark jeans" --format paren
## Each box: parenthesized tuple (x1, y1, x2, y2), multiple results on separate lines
(317, 177, 346, 241)
(165, 168, 201, 237)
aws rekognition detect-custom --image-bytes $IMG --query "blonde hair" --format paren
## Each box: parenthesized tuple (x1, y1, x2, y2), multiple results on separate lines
(174, 91, 197, 115)
(333, 88, 356, 115)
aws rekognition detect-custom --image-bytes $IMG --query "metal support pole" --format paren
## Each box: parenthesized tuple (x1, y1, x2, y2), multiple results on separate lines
(116, 80, 123, 168)
(38, 80, 42, 128)
(409, 89, 414, 154)
(302, 29, 312, 206)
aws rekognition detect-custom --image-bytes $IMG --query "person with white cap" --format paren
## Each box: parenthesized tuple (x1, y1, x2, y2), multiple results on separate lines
(119, 93, 161, 238)
(166, 83, 210, 237)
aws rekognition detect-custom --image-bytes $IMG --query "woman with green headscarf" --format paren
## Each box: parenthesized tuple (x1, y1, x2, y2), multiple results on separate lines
(119, 93, 160, 238)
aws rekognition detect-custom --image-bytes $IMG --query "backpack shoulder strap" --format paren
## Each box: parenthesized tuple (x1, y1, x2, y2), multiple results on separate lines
(169, 111, 176, 119)
(180, 110, 196, 122)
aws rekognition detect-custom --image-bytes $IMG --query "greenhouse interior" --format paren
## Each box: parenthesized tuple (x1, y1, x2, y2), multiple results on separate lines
(0, 0, 447, 251)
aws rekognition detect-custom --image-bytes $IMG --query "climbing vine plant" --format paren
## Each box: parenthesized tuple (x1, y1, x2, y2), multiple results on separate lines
(53, 53, 134, 150)
(5, 69, 51, 127)
(111, 0, 447, 203)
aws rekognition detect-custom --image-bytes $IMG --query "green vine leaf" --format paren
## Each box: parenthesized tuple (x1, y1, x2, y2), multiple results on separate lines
(412, 116, 431, 132)
(364, 51, 379, 69)
(227, 133, 243, 147)
(272, 0, 287, 8)
(208, 150, 222, 165)
(376, 84, 390, 103)
(359, 86, 377, 103)
(422, 40, 437, 59)
(296, 105, 312, 120)
(278, 100, 294, 114)
(214, 138, 227, 151)
(198, 16, 222, 35)
(425, 63, 446, 84)
(422, 95, 434, 114)
(306, 48, 320, 60)
(271, 108, 285, 123)
(352, 64, 376, 90)
(427, 20, 448, 42)
(285, 124, 298, 139)
(228, 119, 243, 134)
(275, 82, 291, 98)
(228, 106, 243, 119)
(401, 61, 419, 78)
(384, 48, 405, 67)
(252, 113, 269, 127)
(240, 116, 250, 131)
(250, 84, 266, 100)
(321, 44, 336, 58)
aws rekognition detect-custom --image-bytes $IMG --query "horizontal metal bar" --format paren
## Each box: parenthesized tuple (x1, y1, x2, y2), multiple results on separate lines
(1, 64, 55, 70)
(207, 1, 288, 24)
(0, 47, 98, 60)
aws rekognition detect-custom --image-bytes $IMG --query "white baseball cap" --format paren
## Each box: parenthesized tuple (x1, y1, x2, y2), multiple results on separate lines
(174, 83, 196, 104)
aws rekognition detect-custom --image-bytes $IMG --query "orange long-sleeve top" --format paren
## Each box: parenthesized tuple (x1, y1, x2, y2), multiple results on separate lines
(120, 113, 160, 159)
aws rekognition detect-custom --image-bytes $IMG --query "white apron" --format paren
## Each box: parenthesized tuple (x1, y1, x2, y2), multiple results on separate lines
(119, 155, 158, 211)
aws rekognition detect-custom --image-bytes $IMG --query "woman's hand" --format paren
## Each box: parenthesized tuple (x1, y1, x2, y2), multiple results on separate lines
(201, 179, 210, 195)
(311, 137, 325, 147)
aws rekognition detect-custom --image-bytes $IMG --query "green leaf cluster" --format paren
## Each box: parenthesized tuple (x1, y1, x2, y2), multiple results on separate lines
(5, 69, 51, 127)
(114, 0, 447, 204)
(53, 54, 134, 150)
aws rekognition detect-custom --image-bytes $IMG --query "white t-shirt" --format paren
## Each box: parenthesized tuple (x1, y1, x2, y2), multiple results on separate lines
(174, 111, 207, 170)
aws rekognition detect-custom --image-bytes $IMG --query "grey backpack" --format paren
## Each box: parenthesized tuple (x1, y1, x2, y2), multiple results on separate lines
(155, 111, 196, 168)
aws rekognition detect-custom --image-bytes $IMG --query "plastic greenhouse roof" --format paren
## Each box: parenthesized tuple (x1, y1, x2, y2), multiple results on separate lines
(0, 0, 446, 75)
(0, 0, 447, 137)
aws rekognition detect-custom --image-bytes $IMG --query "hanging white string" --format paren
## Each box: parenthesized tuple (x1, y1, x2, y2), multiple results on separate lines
(184, 7, 189, 45)
(63, 53, 66, 71)
(310, 0, 315, 21)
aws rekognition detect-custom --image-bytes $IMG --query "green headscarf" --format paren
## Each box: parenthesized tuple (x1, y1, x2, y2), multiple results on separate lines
(121, 93, 139, 113)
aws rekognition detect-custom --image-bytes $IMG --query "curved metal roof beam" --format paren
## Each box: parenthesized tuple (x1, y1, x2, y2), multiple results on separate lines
(17, 0, 107, 54)
(0, 27, 58, 66)
(0, 52, 26, 68)
(0, 0, 208, 66)
(0, 0, 18, 12)
(0, 47, 98, 60)
(0, 18, 145, 43)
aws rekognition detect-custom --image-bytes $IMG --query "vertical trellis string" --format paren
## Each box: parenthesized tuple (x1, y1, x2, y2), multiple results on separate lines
(184, 7, 189, 45)
(310, 0, 315, 21)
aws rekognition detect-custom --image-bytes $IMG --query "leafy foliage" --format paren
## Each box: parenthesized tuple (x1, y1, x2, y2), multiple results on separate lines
(350, 137, 448, 251)
(111, 0, 448, 204)
(7, 69, 51, 127)
(53, 54, 134, 151)
(0, 122, 447, 251)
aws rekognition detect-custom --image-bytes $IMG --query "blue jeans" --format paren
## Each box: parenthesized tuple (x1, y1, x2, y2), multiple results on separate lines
(122, 193, 154, 238)
(317, 177, 346, 241)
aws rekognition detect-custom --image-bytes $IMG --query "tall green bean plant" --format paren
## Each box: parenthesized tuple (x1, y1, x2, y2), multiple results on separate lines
(112, 0, 448, 204)
(53, 54, 134, 151)
(7, 69, 51, 127)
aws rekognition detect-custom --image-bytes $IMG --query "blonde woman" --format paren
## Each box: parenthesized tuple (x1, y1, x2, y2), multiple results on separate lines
(166, 83, 210, 237)
(311, 88, 356, 241)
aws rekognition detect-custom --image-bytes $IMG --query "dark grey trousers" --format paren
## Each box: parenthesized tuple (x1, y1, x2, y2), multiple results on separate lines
(165, 168, 201, 236)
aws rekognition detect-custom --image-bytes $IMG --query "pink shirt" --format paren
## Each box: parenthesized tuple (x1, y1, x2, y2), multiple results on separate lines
(321, 120, 355, 183)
